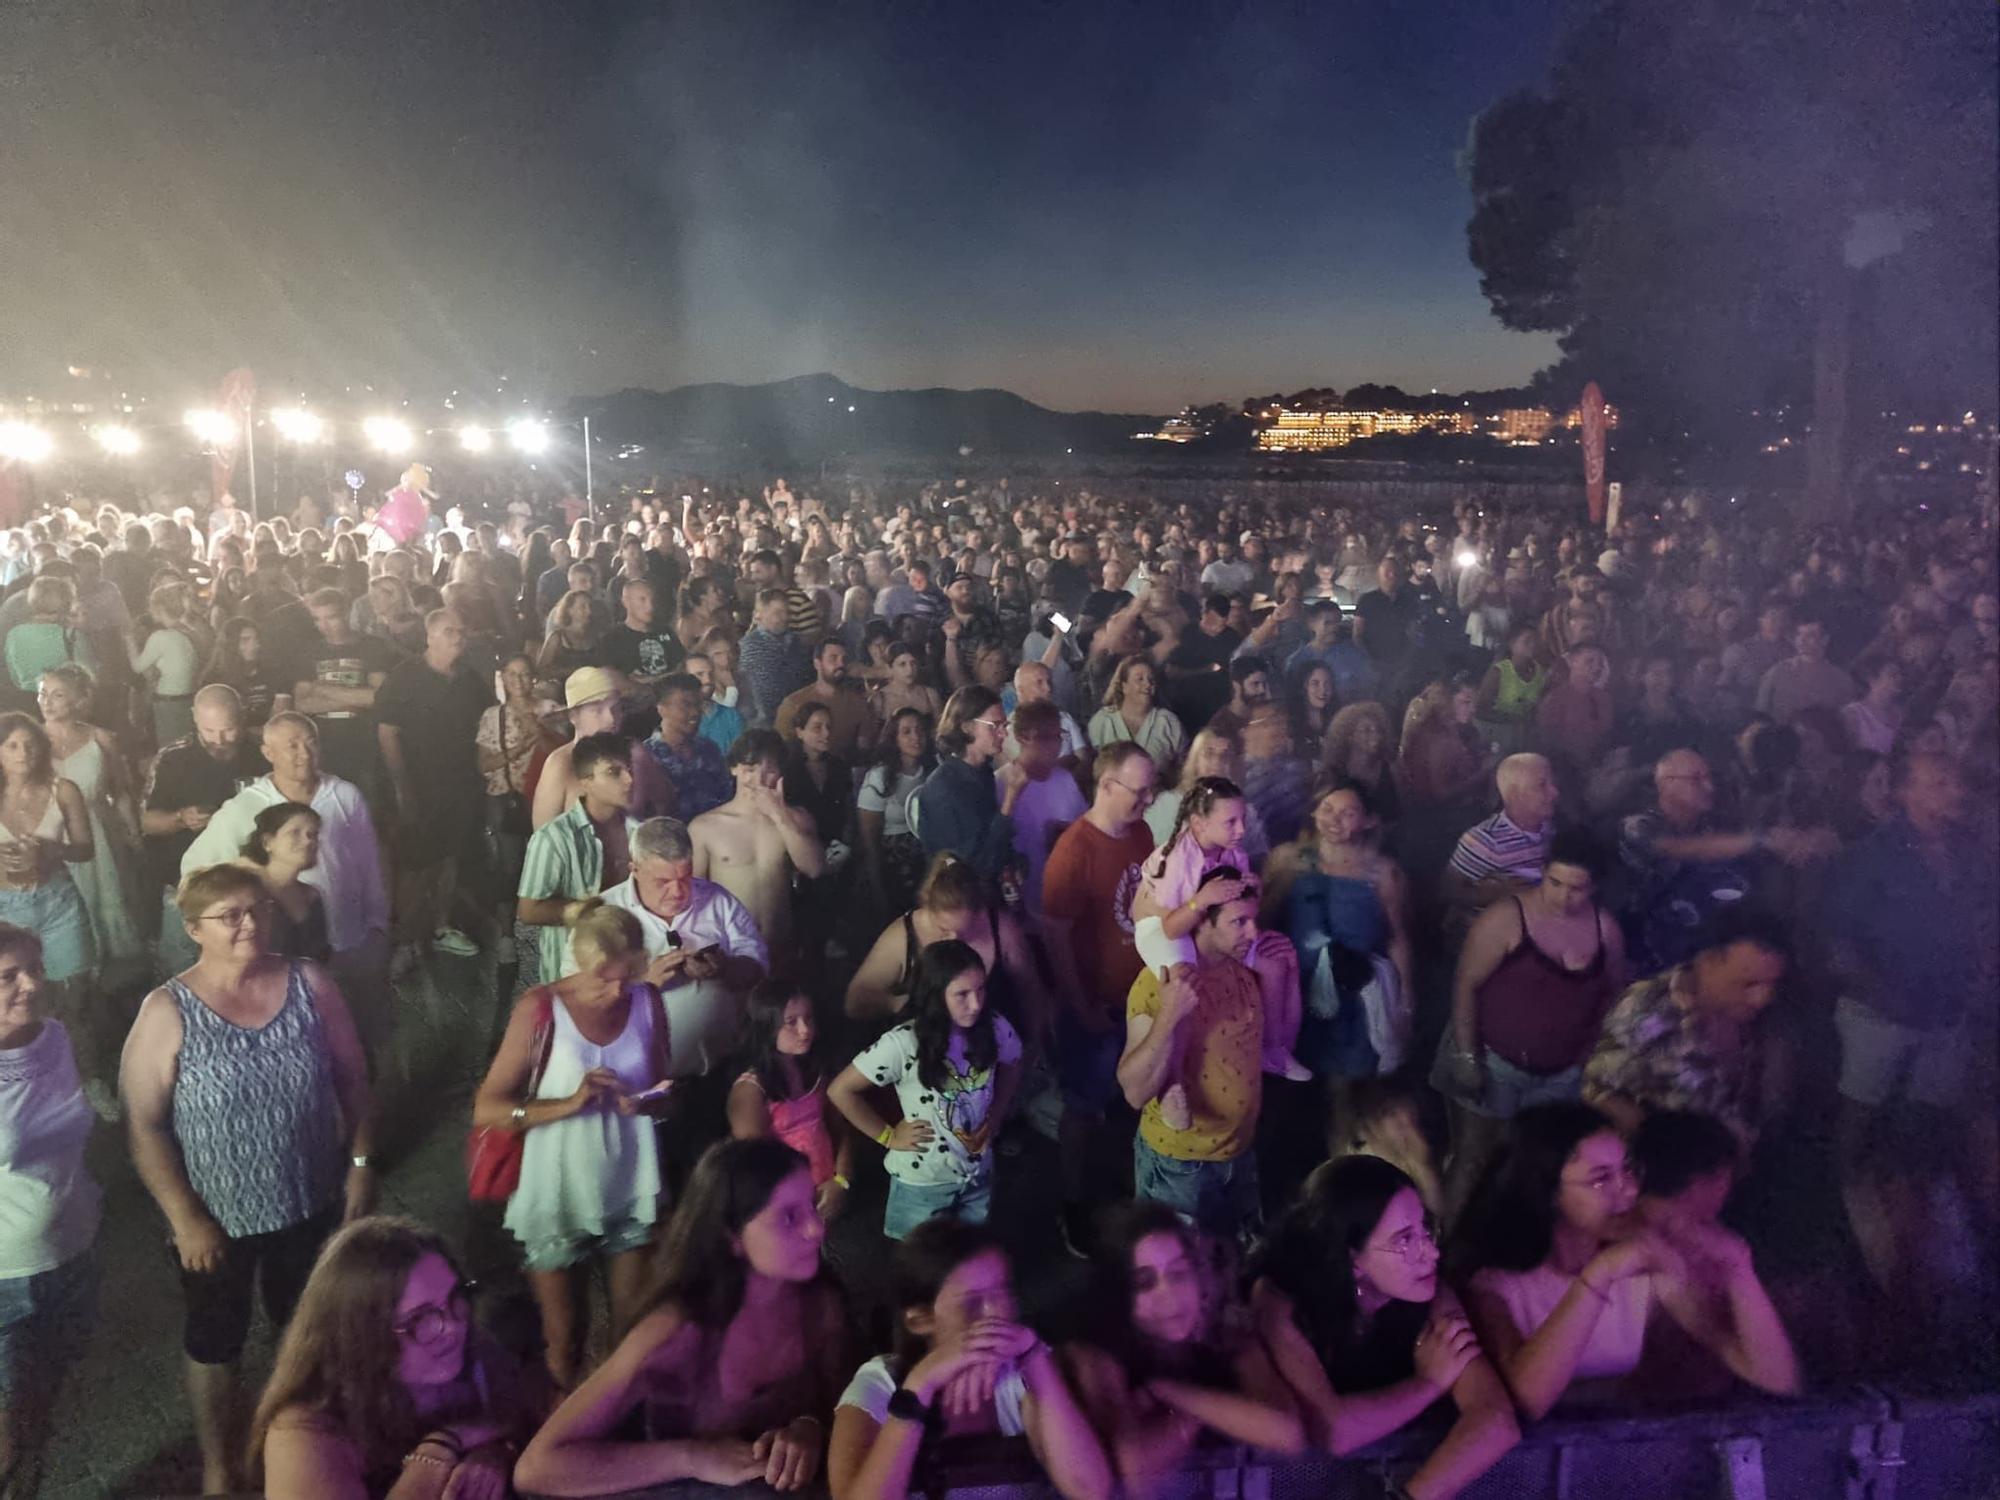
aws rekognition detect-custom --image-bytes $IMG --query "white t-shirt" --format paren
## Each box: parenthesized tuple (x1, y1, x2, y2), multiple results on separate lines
(838, 1354, 1026, 1435)
(852, 1017, 1022, 1187)
(1009, 772, 1086, 924)
(858, 765, 927, 840)
(0, 1020, 102, 1277)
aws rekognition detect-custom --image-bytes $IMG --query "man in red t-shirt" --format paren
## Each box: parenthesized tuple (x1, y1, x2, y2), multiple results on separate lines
(1041, 741, 1158, 1250)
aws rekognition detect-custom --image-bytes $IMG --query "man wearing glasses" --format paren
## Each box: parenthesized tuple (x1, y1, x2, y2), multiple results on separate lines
(1042, 743, 1158, 1251)
(912, 686, 1028, 889)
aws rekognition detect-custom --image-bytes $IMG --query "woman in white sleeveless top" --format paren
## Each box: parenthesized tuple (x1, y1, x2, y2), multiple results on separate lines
(476, 900, 673, 1388)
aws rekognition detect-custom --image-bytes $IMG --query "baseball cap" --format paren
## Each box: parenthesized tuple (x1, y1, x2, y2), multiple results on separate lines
(945, 570, 976, 588)
(564, 667, 620, 710)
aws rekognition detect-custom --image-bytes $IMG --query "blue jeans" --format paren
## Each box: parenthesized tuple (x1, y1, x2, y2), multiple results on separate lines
(1134, 1137, 1260, 1241)
(883, 1172, 992, 1240)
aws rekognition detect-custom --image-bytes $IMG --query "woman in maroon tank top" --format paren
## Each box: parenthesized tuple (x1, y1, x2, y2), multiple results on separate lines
(1435, 831, 1628, 1221)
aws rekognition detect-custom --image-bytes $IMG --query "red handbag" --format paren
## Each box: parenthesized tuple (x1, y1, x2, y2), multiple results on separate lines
(467, 990, 557, 1202)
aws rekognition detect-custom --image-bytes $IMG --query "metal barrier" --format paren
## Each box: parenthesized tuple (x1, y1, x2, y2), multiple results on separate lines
(910, 1388, 2000, 1500)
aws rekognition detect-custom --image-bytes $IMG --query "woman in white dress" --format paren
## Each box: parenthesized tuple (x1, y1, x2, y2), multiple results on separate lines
(33, 666, 143, 968)
(474, 900, 674, 1388)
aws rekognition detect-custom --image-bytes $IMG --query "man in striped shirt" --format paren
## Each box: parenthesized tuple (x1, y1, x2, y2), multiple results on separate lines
(1443, 752, 1560, 930)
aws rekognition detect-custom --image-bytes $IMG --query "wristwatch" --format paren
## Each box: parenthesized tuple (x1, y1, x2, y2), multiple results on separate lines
(886, 1386, 931, 1425)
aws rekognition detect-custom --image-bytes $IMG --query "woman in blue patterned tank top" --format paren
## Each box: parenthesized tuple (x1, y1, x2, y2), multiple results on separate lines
(120, 862, 377, 1496)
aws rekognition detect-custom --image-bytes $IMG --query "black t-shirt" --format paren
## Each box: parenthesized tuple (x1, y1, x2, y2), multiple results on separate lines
(144, 739, 263, 890)
(286, 632, 401, 779)
(600, 623, 687, 682)
(1167, 624, 1241, 730)
(374, 657, 490, 815)
(1354, 587, 1420, 663)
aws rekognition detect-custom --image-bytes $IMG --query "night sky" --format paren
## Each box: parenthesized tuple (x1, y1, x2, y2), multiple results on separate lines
(0, 0, 1563, 415)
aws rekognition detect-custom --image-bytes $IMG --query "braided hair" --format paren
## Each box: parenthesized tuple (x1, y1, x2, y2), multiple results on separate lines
(1148, 774, 1244, 880)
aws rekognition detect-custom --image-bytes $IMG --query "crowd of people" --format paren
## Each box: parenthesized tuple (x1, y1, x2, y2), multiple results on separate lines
(0, 464, 1991, 1498)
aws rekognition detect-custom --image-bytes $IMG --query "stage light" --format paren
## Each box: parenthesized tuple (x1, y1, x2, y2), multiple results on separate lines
(0, 423, 54, 463)
(364, 416, 414, 454)
(270, 407, 326, 443)
(93, 425, 142, 456)
(1455, 549, 1479, 569)
(508, 418, 549, 455)
(458, 425, 493, 453)
(184, 408, 235, 444)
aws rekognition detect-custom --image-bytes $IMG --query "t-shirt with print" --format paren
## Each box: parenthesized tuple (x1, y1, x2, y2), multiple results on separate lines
(852, 1016, 1022, 1188)
(1127, 962, 1261, 1163)
(1042, 817, 1154, 1016)
(286, 632, 399, 781)
(601, 623, 687, 682)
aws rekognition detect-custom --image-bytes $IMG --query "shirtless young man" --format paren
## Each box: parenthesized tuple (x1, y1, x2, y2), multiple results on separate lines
(689, 729, 824, 953)
(531, 666, 676, 829)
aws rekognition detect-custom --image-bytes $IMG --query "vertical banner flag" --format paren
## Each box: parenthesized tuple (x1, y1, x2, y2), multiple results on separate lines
(1580, 381, 1607, 526)
(212, 367, 256, 502)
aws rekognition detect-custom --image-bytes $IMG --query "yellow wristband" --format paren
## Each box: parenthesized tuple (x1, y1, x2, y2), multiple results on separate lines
(832, 1173, 851, 1190)
(875, 1126, 893, 1147)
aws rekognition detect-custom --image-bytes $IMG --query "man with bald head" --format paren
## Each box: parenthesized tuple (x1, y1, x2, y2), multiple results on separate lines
(1002, 660, 1086, 767)
(142, 684, 261, 971)
(1444, 752, 1560, 925)
(1616, 747, 1835, 973)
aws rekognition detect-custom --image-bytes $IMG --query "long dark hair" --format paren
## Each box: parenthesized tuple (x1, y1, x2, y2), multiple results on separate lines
(1449, 1103, 1615, 1277)
(644, 1136, 815, 1330)
(907, 938, 996, 1091)
(742, 979, 820, 1102)
(1257, 1156, 1418, 1377)
(249, 1217, 484, 1473)
(203, 615, 261, 687)
(1087, 1200, 1216, 1381)
(889, 1217, 1006, 1371)
(0, 712, 54, 793)
(872, 707, 938, 782)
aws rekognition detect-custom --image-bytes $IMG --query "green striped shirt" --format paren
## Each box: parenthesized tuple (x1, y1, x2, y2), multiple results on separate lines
(517, 802, 643, 978)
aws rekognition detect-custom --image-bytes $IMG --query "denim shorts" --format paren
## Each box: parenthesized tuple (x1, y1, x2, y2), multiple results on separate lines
(515, 1208, 659, 1274)
(0, 1249, 98, 1397)
(883, 1172, 992, 1241)
(0, 877, 94, 982)
(1133, 1136, 1260, 1242)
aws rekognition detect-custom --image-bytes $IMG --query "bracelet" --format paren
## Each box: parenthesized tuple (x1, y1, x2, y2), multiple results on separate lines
(350, 1154, 373, 1170)
(510, 1104, 528, 1127)
(405, 1447, 456, 1472)
(875, 1125, 894, 1147)
(831, 1173, 851, 1190)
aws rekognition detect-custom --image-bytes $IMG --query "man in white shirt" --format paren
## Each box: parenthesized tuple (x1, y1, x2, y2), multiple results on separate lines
(181, 712, 392, 1051)
(582, 817, 768, 1079)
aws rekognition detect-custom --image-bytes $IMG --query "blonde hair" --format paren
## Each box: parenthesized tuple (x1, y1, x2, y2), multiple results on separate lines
(176, 863, 265, 923)
(569, 899, 645, 968)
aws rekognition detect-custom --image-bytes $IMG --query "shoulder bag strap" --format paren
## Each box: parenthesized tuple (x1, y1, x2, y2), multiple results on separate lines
(521, 990, 558, 1098)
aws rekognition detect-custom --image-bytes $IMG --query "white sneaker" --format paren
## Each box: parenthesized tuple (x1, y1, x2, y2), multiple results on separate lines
(433, 927, 480, 957)
(1160, 1083, 1193, 1133)
(1265, 1052, 1313, 1082)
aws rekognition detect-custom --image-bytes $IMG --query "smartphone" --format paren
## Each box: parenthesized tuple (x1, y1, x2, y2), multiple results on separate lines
(1050, 611, 1073, 633)
(628, 1079, 676, 1103)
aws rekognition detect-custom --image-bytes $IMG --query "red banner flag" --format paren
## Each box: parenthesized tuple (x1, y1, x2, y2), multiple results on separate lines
(211, 367, 256, 502)
(1580, 381, 1607, 526)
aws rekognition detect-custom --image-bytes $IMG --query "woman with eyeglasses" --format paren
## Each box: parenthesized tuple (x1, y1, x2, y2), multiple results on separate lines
(1453, 1104, 1797, 1420)
(1253, 1157, 1516, 1500)
(121, 862, 377, 1495)
(252, 1216, 547, 1499)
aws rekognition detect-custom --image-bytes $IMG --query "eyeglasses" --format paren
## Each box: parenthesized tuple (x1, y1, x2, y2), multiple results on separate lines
(197, 900, 271, 930)
(1105, 778, 1154, 802)
(1363, 1218, 1439, 1263)
(973, 715, 1007, 732)
(394, 1283, 474, 1345)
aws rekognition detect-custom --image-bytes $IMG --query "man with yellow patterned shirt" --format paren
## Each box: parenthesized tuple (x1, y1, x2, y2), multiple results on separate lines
(1118, 866, 1269, 1240)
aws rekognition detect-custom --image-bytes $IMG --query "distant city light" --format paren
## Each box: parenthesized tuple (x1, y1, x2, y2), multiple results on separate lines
(93, 424, 143, 456)
(0, 423, 54, 463)
(270, 406, 326, 443)
(508, 418, 549, 455)
(184, 408, 235, 444)
(458, 424, 493, 453)
(363, 415, 414, 454)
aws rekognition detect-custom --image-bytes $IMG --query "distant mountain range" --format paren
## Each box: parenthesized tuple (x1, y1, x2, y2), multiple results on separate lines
(567, 373, 1159, 460)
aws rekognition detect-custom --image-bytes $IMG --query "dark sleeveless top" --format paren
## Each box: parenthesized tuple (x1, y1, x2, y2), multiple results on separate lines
(893, 908, 1014, 1013)
(1476, 897, 1613, 1074)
